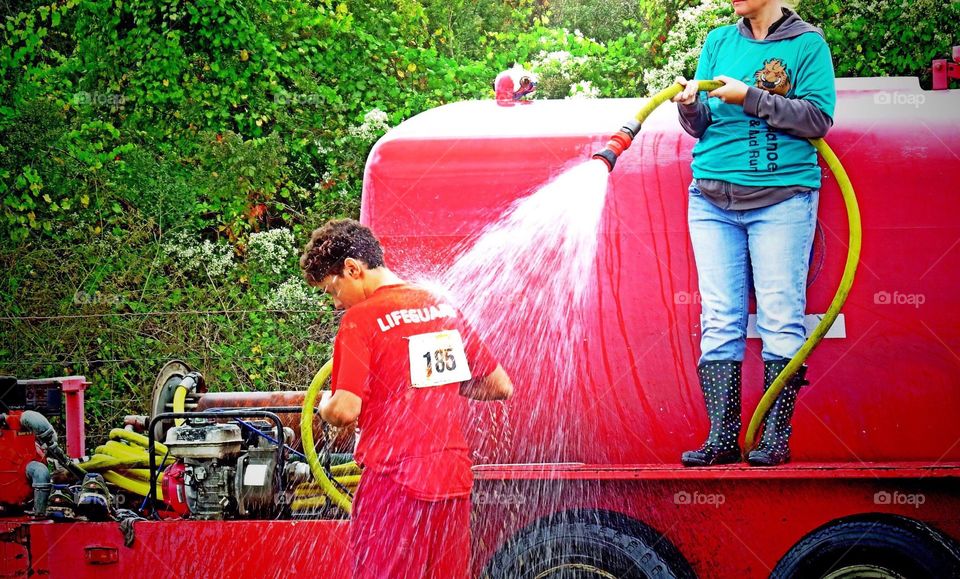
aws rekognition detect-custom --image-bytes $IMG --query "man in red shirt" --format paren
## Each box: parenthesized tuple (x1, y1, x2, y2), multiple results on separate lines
(300, 219, 514, 578)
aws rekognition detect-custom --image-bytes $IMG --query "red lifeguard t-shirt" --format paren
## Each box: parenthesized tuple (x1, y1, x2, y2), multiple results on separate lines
(330, 283, 498, 501)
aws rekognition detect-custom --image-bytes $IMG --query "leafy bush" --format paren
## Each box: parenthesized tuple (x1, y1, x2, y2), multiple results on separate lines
(799, 0, 960, 85)
(642, 0, 735, 93)
(525, 31, 604, 98)
(547, 0, 641, 42)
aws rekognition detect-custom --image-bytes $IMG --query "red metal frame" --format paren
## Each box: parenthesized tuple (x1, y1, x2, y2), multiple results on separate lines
(472, 462, 960, 481)
(932, 46, 960, 90)
(14, 376, 90, 458)
(471, 465, 960, 577)
(3, 464, 957, 578)
(0, 518, 352, 577)
(0, 427, 41, 509)
(59, 378, 89, 459)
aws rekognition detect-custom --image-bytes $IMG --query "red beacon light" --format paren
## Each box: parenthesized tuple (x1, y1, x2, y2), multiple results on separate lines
(493, 65, 537, 106)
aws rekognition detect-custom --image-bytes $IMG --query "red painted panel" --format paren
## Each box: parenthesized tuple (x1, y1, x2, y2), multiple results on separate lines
(0, 430, 40, 508)
(3, 468, 958, 579)
(26, 519, 351, 577)
(0, 521, 29, 578)
(471, 474, 960, 577)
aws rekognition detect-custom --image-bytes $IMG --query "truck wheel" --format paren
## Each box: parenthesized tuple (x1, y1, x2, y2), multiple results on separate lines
(772, 515, 960, 579)
(482, 509, 695, 579)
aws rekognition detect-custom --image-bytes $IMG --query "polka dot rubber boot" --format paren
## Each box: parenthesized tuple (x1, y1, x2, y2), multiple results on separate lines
(747, 360, 809, 466)
(681, 360, 743, 467)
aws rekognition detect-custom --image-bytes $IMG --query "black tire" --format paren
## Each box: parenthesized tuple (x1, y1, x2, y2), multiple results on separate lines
(772, 514, 960, 579)
(482, 509, 695, 579)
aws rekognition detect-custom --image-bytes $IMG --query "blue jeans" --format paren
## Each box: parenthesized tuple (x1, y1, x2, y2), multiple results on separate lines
(687, 182, 819, 364)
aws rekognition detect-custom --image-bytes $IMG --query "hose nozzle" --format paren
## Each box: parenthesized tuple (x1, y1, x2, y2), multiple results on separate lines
(592, 120, 642, 172)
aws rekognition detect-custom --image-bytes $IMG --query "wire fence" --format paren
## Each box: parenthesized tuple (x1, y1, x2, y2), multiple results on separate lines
(0, 308, 330, 321)
(84, 398, 145, 449)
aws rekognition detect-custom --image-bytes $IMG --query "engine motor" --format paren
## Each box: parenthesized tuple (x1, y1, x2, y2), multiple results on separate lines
(164, 419, 281, 520)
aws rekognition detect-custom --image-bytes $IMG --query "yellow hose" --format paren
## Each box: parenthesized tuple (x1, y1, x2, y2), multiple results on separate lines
(78, 429, 170, 497)
(290, 479, 362, 512)
(635, 81, 860, 451)
(172, 385, 188, 426)
(113, 468, 153, 480)
(331, 462, 361, 476)
(79, 455, 155, 470)
(102, 471, 164, 499)
(293, 475, 362, 492)
(109, 428, 170, 456)
(95, 441, 143, 459)
(745, 137, 860, 449)
(290, 496, 337, 511)
(301, 359, 353, 513)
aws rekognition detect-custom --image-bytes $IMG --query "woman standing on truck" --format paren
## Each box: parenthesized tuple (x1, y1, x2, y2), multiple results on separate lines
(673, 0, 836, 466)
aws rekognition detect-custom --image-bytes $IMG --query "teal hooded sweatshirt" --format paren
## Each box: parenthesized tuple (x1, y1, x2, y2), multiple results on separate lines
(689, 10, 836, 192)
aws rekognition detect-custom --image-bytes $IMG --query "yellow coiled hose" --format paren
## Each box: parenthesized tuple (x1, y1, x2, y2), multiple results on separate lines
(636, 81, 861, 450)
(77, 428, 173, 498)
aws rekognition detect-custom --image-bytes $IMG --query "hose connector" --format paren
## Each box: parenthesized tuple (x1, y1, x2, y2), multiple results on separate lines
(19, 410, 86, 479)
(592, 119, 643, 173)
(26, 461, 51, 517)
(178, 372, 203, 395)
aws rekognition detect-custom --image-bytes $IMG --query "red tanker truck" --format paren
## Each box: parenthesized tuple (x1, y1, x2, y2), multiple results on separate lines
(1, 70, 959, 578)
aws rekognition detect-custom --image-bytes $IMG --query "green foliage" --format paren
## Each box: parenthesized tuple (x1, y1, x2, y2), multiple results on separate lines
(799, 0, 960, 83)
(547, 0, 641, 42)
(641, 0, 736, 93)
(0, 219, 338, 442)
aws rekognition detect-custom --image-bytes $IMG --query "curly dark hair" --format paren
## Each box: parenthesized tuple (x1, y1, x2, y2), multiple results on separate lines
(300, 219, 385, 284)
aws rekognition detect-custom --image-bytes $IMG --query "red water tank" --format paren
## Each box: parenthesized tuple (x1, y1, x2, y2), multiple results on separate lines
(362, 77, 960, 466)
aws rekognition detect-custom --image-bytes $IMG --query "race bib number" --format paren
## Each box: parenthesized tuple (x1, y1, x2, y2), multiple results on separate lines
(408, 330, 472, 388)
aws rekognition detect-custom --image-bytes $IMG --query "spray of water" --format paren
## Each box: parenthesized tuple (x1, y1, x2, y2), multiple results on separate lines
(415, 159, 612, 461)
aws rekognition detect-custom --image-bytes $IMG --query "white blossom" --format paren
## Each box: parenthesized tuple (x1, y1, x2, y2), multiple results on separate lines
(348, 108, 392, 141)
(642, 0, 736, 94)
(162, 232, 235, 279)
(247, 228, 296, 276)
(267, 277, 323, 323)
(567, 80, 600, 99)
